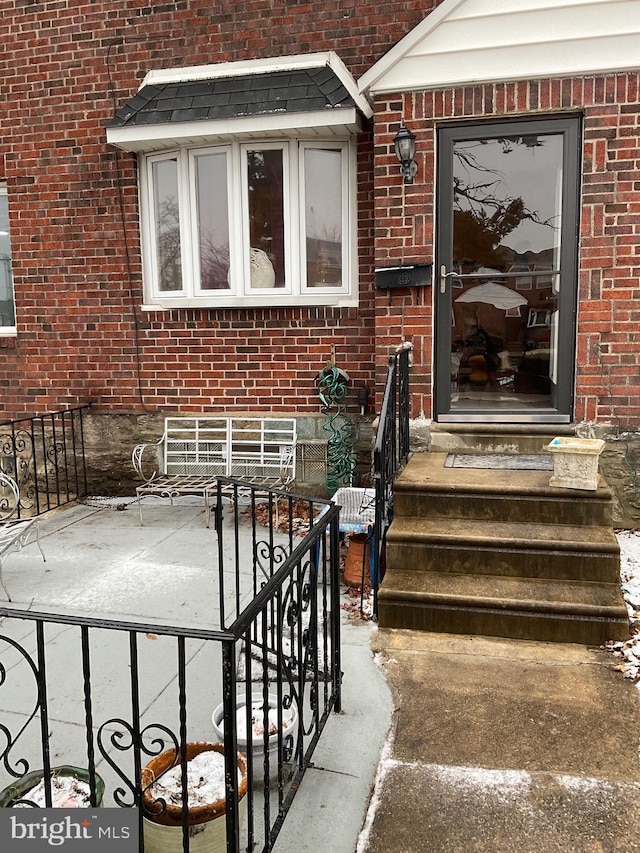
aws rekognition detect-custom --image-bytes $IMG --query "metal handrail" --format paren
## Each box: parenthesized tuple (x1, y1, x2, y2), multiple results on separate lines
(372, 344, 412, 617)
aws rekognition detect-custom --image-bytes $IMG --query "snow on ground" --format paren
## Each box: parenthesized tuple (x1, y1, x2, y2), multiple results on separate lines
(603, 531, 640, 683)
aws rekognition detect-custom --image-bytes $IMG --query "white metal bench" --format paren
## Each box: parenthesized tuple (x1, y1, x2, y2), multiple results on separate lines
(0, 471, 46, 601)
(132, 417, 297, 526)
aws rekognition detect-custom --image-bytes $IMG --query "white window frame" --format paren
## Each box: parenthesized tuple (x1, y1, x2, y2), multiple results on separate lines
(189, 145, 233, 295)
(143, 151, 188, 296)
(0, 185, 16, 337)
(299, 142, 352, 296)
(239, 141, 292, 296)
(139, 138, 357, 309)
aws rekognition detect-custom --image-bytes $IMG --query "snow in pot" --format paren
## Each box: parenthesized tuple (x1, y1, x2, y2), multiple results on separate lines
(0, 766, 104, 808)
(211, 693, 298, 785)
(142, 742, 247, 853)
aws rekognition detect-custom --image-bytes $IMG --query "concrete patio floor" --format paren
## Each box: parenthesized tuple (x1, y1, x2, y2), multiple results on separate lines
(5, 496, 639, 852)
(0, 495, 393, 853)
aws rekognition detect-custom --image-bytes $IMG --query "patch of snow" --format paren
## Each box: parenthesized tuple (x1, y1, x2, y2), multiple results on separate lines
(354, 720, 397, 853)
(13, 774, 91, 808)
(216, 702, 294, 741)
(603, 531, 640, 686)
(149, 752, 241, 809)
(428, 763, 532, 797)
(556, 774, 615, 797)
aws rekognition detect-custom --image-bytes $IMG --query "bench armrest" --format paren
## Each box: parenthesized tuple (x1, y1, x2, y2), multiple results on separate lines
(132, 438, 164, 483)
(0, 471, 21, 521)
(279, 443, 296, 481)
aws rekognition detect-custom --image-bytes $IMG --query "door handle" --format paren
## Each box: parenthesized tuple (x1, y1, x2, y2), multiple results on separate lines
(439, 265, 459, 293)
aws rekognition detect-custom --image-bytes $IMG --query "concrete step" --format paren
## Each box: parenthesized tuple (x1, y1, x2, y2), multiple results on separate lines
(377, 570, 629, 645)
(394, 453, 613, 527)
(427, 424, 576, 455)
(385, 517, 620, 583)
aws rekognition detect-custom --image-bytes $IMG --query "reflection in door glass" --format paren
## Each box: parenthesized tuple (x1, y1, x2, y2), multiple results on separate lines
(450, 133, 563, 412)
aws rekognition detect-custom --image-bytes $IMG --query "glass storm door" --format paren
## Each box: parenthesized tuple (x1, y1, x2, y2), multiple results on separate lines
(435, 117, 580, 423)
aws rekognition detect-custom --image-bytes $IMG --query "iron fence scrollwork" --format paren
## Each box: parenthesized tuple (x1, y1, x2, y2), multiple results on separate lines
(0, 480, 341, 853)
(0, 406, 90, 519)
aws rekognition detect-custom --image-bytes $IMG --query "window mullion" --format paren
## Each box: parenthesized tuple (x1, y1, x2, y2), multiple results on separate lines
(229, 142, 245, 296)
(179, 150, 195, 297)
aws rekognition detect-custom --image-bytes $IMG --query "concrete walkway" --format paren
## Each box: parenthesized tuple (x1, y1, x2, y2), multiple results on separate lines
(360, 629, 640, 853)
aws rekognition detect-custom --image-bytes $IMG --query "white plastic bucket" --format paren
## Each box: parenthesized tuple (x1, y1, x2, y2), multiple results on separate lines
(211, 693, 298, 785)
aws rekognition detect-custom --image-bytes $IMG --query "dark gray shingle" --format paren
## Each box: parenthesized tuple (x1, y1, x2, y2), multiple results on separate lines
(108, 66, 356, 128)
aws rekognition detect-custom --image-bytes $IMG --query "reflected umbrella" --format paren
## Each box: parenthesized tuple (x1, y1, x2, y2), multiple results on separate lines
(455, 281, 528, 311)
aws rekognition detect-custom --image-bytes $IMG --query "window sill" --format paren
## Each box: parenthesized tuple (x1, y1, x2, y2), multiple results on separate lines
(141, 294, 358, 311)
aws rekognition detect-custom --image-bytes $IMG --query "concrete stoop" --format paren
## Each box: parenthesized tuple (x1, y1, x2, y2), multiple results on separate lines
(377, 450, 629, 644)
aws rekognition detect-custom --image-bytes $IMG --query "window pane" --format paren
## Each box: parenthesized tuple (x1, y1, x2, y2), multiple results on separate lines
(0, 192, 15, 327)
(152, 158, 182, 292)
(246, 149, 283, 288)
(195, 153, 230, 290)
(304, 149, 343, 287)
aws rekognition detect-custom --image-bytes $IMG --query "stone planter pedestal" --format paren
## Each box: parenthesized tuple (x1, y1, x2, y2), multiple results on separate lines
(545, 437, 605, 491)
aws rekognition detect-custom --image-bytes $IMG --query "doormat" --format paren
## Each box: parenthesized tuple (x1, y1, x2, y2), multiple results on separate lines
(444, 453, 554, 471)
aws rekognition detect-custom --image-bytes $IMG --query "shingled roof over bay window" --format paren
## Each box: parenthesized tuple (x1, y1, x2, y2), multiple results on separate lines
(106, 52, 373, 152)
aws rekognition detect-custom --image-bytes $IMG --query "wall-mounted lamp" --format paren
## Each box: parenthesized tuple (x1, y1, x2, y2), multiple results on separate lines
(393, 122, 418, 184)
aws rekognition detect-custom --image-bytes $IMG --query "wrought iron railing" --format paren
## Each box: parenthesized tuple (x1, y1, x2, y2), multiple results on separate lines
(0, 481, 340, 853)
(0, 405, 90, 518)
(372, 344, 412, 616)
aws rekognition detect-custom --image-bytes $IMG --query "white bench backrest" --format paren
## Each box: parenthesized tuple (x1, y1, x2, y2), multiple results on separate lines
(162, 417, 297, 481)
(163, 418, 228, 477)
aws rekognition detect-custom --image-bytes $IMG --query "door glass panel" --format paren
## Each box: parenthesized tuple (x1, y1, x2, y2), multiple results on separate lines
(450, 133, 563, 412)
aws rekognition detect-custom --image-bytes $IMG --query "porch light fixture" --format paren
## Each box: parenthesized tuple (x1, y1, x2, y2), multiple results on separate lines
(393, 122, 418, 184)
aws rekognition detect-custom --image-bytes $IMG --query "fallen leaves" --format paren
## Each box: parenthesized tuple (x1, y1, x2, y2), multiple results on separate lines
(241, 499, 320, 536)
(603, 637, 640, 681)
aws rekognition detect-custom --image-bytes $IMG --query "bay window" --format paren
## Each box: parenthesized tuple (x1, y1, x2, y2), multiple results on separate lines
(141, 139, 355, 308)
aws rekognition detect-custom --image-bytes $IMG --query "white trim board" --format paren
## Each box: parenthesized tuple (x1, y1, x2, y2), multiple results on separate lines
(360, 0, 640, 94)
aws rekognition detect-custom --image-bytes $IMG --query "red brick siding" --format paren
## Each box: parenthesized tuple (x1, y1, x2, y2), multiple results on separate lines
(0, 0, 434, 418)
(374, 75, 640, 426)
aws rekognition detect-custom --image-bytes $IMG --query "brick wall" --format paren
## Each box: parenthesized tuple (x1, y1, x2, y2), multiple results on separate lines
(0, 0, 433, 419)
(374, 75, 640, 427)
(4, 2, 637, 431)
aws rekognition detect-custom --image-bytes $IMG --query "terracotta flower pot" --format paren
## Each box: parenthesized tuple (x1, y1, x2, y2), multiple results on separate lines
(141, 741, 247, 853)
(344, 533, 370, 587)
